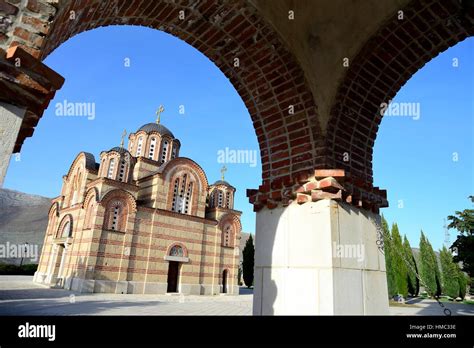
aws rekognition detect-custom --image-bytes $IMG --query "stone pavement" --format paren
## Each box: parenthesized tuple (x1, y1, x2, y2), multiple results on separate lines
(0, 276, 473, 316)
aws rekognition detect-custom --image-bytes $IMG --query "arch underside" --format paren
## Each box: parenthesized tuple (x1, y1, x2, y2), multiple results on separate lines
(1, 0, 472, 212)
(40, 0, 323, 189)
(326, 0, 474, 188)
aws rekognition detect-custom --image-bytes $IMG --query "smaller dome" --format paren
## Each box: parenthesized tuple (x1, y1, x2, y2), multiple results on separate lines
(137, 123, 174, 138)
(213, 180, 233, 187)
(108, 147, 130, 155)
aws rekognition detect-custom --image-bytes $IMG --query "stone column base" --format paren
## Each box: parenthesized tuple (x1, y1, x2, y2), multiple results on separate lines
(253, 199, 389, 315)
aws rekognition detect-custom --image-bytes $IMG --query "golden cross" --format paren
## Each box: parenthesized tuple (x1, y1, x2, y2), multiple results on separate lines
(156, 105, 165, 124)
(220, 165, 227, 181)
(120, 129, 127, 148)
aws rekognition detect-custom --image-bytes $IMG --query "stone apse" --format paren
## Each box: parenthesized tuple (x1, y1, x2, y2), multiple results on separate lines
(0, 0, 472, 314)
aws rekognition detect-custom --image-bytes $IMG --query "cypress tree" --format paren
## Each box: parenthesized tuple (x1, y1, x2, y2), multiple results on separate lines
(391, 223, 408, 297)
(419, 231, 442, 297)
(242, 234, 255, 288)
(419, 232, 436, 296)
(403, 236, 419, 296)
(382, 216, 397, 298)
(457, 266, 468, 299)
(439, 246, 459, 298)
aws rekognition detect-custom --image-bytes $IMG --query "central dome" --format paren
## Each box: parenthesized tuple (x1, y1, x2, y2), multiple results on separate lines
(137, 123, 174, 138)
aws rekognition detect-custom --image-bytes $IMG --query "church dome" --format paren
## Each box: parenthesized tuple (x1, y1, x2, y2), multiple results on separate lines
(108, 146, 130, 155)
(213, 180, 232, 187)
(137, 123, 174, 138)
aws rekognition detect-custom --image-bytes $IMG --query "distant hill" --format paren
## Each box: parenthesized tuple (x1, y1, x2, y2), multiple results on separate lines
(0, 188, 51, 265)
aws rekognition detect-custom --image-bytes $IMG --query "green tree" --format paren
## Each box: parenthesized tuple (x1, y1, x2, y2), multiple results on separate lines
(242, 234, 255, 288)
(391, 224, 408, 297)
(439, 246, 459, 298)
(449, 196, 474, 278)
(382, 216, 396, 298)
(457, 267, 468, 299)
(419, 231, 442, 297)
(403, 236, 419, 296)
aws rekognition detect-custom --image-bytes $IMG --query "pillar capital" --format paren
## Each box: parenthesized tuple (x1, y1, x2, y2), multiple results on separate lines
(247, 169, 388, 214)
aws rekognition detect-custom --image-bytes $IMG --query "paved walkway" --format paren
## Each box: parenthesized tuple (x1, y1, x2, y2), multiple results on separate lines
(0, 276, 472, 316)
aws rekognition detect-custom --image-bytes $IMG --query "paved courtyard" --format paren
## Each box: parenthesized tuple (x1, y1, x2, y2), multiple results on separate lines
(0, 276, 472, 316)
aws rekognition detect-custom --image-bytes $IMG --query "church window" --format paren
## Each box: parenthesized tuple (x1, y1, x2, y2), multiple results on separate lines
(149, 138, 156, 160)
(171, 178, 179, 211)
(171, 174, 193, 215)
(107, 158, 115, 179)
(84, 203, 94, 229)
(136, 137, 143, 156)
(171, 145, 177, 159)
(111, 206, 120, 230)
(209, 191, 215, 208)
(169, 245, 184, 257)
(105, 200, 127, 232)
(218, 190, 223, 207)
(118, 159, 126, 182)
(225, 192, 231, 208)
(160, 140, 169, 164)
(61, 221, 72, 238)
(223, 224, 233, 247)
(184, 182, 193, 214)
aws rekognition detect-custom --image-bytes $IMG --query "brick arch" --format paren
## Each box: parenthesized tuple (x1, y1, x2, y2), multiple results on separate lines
(100, 188, 137, 213)
(56, 214, 73, 239)
(326, 0, 474, 195)
(12, 0, 322, 193)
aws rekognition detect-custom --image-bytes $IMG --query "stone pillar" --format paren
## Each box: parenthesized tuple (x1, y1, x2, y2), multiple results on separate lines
(0, 102, 26, 187)
(253, 199, 389, 315)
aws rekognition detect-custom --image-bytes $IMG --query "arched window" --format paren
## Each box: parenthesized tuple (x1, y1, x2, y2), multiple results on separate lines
(160, 140, 169, 164)
(84, 203, 95, 229)
(61, 221, 72, 238)
(225, 191, 231, 208)
(148, 137, 156, 160)
(222, 223, 233, 247)
(171, 174, 193, 215)
(184, 182, 193, 214)
(107, 158, 115, 179)
(209, 190, 216, 208)
(111, 206, 120, 230)
(118, 158, 127, 182)
(169, 245, 184, 257)
(47, 204, 59, 235)
(218, 190, 223, 207)
(136, 136, 143, 156)
(104, 200, 128, 232)
(171, 178, 179, 211)
(171, 145, 177, 159)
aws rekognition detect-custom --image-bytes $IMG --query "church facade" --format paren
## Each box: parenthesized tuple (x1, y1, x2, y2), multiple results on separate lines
(33, 115, 242, 295)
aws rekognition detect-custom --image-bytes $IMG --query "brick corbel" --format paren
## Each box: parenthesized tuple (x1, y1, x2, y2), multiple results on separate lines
(0, 45, 64, 152)
(247, 169, 388, 214)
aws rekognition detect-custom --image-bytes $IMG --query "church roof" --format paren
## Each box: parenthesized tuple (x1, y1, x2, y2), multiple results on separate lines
(212, 180, 234, 188)
(108, 146, 130, 155)
(137, 123, 174, 138)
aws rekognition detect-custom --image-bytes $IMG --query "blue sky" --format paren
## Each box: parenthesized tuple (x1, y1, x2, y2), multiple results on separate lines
(4, 26, 473, 251)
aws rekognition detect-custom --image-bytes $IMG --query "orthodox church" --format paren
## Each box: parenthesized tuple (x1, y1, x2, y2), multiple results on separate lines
(33, 107, 242, 295)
